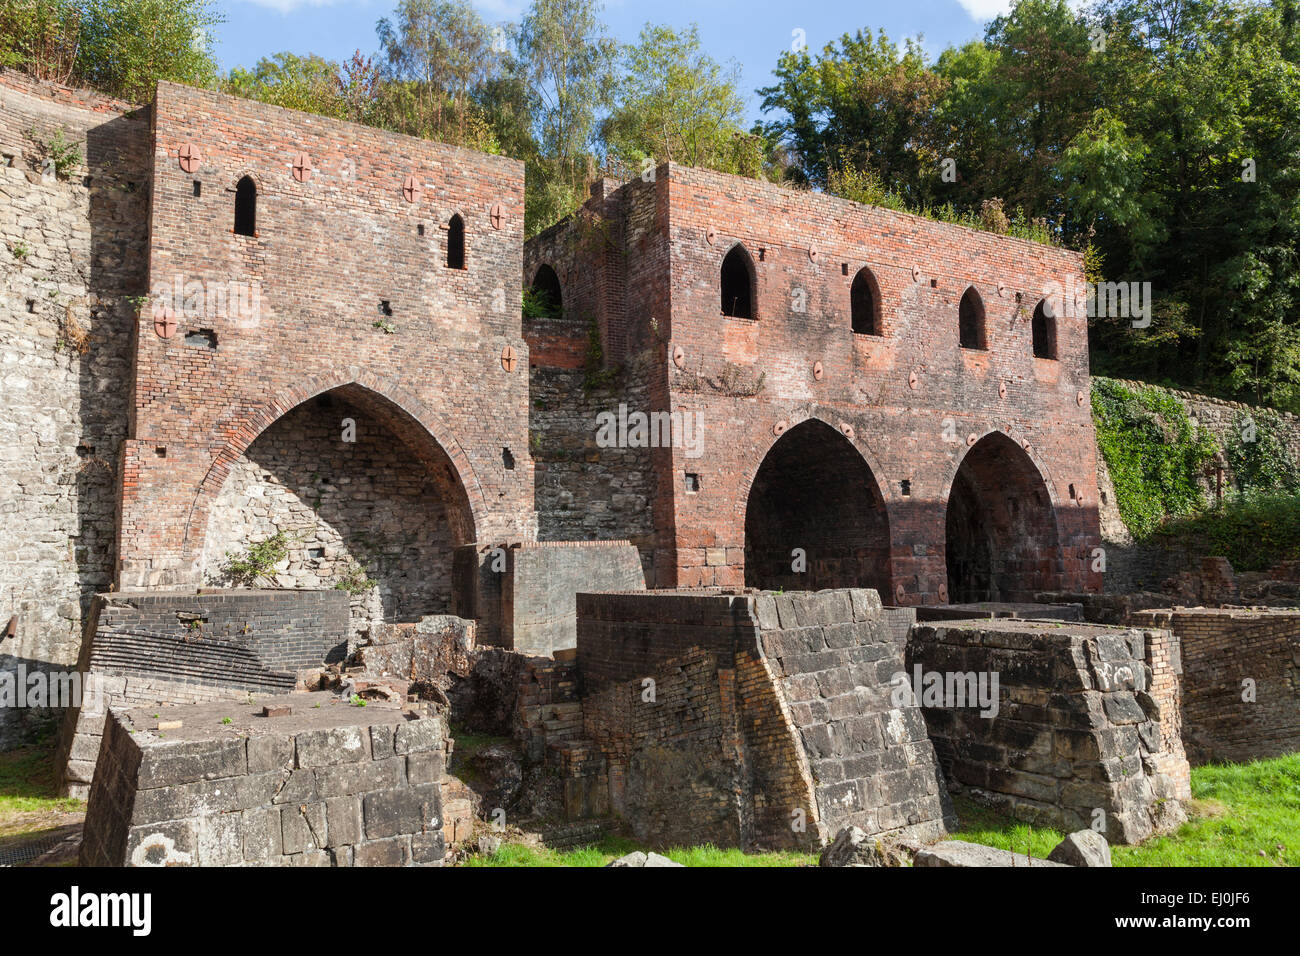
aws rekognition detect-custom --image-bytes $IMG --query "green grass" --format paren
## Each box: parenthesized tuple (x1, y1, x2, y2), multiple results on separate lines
(460, 834, 817, 868)
(948, 753, 1299, 867)
(0, 744, 85, 841)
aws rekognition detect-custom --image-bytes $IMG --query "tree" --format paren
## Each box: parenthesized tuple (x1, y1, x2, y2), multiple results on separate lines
(601, 22, 759, 176)
(517, 0, 616, 233)
(224, 53, 347, 119)
(1, 0, 222, 101)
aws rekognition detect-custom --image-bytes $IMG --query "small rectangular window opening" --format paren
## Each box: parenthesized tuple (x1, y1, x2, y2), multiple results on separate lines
(685, 473, 701, 493)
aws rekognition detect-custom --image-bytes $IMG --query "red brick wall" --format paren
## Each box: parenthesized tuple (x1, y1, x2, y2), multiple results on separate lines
(526, 164, 1102, 600)
(119, 82, 535, 587)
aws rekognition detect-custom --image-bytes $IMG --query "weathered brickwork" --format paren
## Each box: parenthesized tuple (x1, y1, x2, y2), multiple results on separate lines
(908, 619, 1190, 844)
(570, 589, 949, 849)
(1131, 607, 1300, 764)
(119, 81, 534, 590)
(0, 70, 150, 747)
(526, 166, 1102, 603)
(80, 694, 447, 866)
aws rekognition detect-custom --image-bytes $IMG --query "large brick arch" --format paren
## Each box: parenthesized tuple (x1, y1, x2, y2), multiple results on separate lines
(181, 370, 488, 564)
(941, 429, 1064, 602)
(740, 414, 892, 596)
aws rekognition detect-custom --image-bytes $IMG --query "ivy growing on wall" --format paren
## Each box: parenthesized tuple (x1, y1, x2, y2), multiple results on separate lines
(1224, 409, 1300, 497)
(1091, 378, 1219, 538)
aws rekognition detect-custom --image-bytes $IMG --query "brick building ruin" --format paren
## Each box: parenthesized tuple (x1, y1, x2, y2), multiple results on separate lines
(0, 71, 1294, 864)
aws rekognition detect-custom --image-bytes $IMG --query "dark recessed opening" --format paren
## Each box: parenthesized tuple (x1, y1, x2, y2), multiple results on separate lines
(76, 444, 92, 458)
(1032, 300, 1058, 360)
(685, 473, 701, 493)
(193, 181, 202, 198)
(721, 245, 755, 319)
(26, 300, 35, 314)
(446, 214, 465, 269)
(959, 287, 987, 350)
(308, 548, 325, 560)
(417, 223, 425, 237)
(901, 479, 911, 497)
(234, 175, 257, 236)
(378, 300, 393, 317)
(1, 155, 13, 167)
(850, 267, 882, 336)
(502, 447, 515, 470)
(155, 446, 167, 458)
(125, 181, 138, 193)
(184, 329, 218, 350)
(1069, 483, 1078, 500)
(841, 263, 849, 276)
(528, 265, 563, 318)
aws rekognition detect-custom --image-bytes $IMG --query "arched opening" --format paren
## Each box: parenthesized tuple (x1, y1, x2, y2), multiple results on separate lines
(199, 384, 476, 641)
(721, 244, 755, 319)
(446, 214, 465, 269)
(527, 264, 563, 318)
(944, 432, 1062, 603)
(959, 286, 986, 350)
(1032, 299, 1057, 359)
(851, 267, 882, 335)
(234, 176, 257, 237)
(744, 419, 890, 595)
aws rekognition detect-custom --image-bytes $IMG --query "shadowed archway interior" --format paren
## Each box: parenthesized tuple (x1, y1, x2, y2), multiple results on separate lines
(199, 384, 476, 639)
(945, 432, 1062, 603)
(744, 419, 890, 595)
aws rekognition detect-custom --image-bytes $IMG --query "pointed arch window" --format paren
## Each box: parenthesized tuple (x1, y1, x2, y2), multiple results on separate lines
(721, 244, 755, 319)
(959, 286, 986, 350)
(851, 267, 882, 335)
(1032, 299, 1057, 359)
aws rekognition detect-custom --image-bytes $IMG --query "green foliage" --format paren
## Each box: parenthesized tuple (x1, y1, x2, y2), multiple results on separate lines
(333, 561, 377, 595)
(220, 530, 294, 588)
(26, 125, 82, 178)
(461, 834, 817, 867)
(1159, 494, 1300, 572)
(1225, 409, 1300, 496)
(601, 23, 761, 178)
(2, 0, 222, 101)
(1091, 378, 1218, 537)
(521, 286, 558, 319)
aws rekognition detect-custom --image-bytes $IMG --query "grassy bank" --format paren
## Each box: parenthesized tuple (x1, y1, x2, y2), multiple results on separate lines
(0, 743, 85, 843)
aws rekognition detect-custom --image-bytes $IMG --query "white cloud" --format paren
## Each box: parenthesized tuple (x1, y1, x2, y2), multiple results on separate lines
(236, 0, 523, 18)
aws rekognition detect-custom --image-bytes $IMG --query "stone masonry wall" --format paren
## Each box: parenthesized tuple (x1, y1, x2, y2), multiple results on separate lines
(908, 619, 1190, 844)
(80, 693, 447, 866)
(0, 70, 150, 747)
(1131, 607, 1300, 765)
(200, 394, 456, 642)
(572, 588, 949, 849)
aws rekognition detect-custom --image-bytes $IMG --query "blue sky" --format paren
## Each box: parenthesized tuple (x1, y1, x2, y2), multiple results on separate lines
(210, 0, 1014, 122)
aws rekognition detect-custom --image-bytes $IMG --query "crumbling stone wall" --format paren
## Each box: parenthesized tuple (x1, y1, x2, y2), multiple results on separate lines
(908, 619, 1190, 844)
(0, 70, 150, 747)
(80, 694, 447, 866)
(200, 394, 457, 640)
(1131, 607, 1300, 764)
